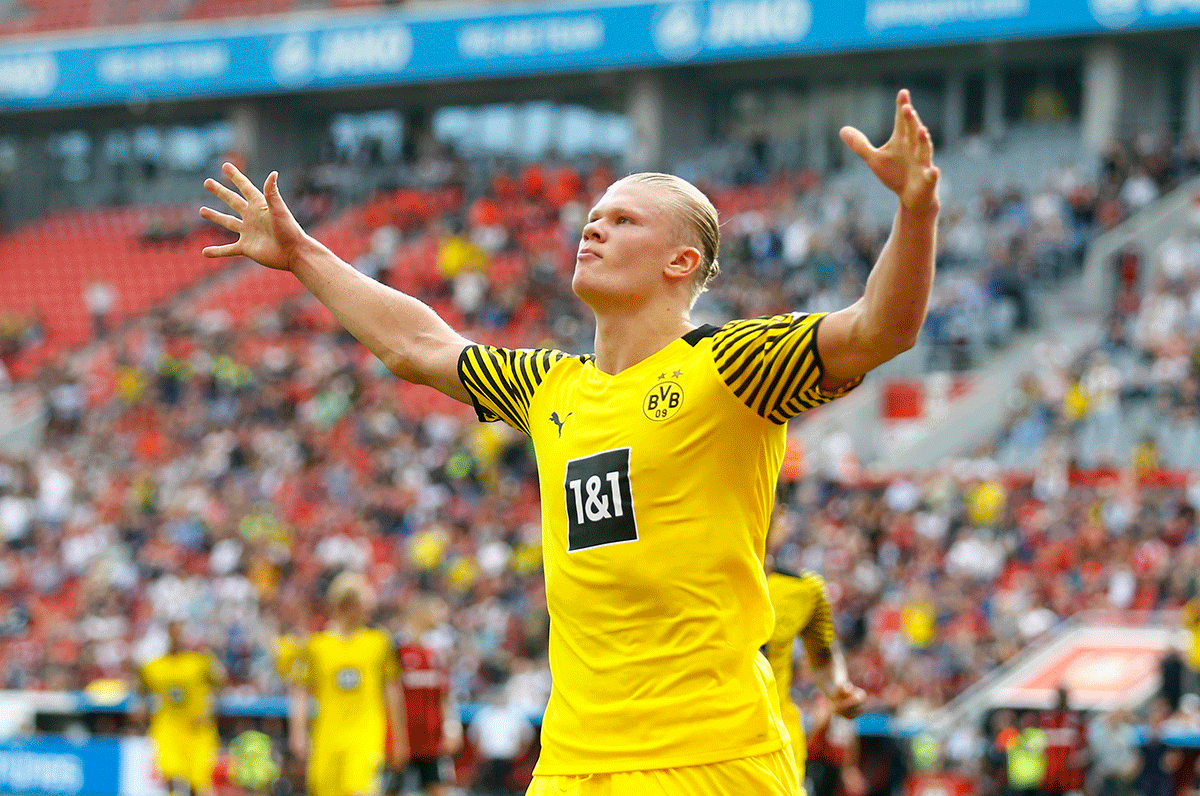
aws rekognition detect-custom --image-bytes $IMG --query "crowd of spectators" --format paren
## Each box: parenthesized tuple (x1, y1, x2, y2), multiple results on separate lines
(0, 312, 43, 384)
(0, 131, 1198, 795)
(993, 196, 1200, 472)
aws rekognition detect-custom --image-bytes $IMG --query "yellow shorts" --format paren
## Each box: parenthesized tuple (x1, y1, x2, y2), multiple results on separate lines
(526, 747, 801, 796)
(783, 713, 808, 791)
(308, 742, 384, 796)
(152, 728, 218, 791)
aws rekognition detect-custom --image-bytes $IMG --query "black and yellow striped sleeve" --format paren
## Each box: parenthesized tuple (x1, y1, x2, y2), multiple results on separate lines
(711, 313, 861, 423)
(796, 571, 835, 666)
(457, 345, 568, 435)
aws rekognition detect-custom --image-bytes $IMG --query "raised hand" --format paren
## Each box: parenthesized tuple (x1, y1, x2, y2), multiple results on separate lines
(200, 162, 307, 271)
(839, 89, 940, 215)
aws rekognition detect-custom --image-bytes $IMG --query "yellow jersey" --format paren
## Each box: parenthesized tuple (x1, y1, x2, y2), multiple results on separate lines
(1184, 599, 1200, 671)
(274, 633, 304, 684)
(765, 568, 835, 771)
(458, 313, 858, 775)
(140, 651, 222, 737)
(296, 628, 398, 751)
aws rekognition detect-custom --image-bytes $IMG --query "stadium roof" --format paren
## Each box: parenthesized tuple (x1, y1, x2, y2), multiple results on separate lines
(2, 0, 1200, 112)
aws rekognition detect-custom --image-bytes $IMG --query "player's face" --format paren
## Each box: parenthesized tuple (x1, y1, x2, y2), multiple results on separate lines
(336, 593, 366, 627)
(573, 181, 690, 311)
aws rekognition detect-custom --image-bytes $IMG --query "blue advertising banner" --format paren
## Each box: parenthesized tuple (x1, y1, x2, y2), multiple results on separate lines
(1, 0, 1199, 111)
(0, 736, 121, 796)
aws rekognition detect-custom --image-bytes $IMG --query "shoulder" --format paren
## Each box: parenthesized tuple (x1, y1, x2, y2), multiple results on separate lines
(362, 628, 393, 650)
(710, 313, 825, 346)
(459, 345, 577, 374)
(770, 566, 826, 592)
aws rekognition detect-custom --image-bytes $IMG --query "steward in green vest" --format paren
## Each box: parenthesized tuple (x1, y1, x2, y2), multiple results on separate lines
(1006, 724, 1048, 796)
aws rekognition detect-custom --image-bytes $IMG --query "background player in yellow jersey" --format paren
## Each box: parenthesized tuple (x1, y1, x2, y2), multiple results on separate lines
(765, 514, 867, 791)
(136, 620, 226, 796)
(202, 88, 940, 795)
(289, 571, 408, 796)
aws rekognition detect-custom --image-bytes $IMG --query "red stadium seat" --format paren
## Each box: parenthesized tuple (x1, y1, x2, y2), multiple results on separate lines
(0, 205, 229, 362)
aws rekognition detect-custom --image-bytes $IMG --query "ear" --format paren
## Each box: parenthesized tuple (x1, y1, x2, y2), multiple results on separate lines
(664, 245, 702, 281)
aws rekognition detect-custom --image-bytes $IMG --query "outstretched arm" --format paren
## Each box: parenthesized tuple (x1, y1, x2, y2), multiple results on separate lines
(200, 163, 472, 403)
(817, 89, 940, 387)
(800, 579, 866, 719)
(807, 639, 866, 719)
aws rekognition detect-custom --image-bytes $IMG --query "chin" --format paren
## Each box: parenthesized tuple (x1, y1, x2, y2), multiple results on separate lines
(572, 267, 642, 312)
(572, 274, 616, 309)
(571, 271, 602, 305)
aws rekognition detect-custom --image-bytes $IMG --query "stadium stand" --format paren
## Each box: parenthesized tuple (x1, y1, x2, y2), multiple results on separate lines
(2, 0, 1200, 785)
(0, 206, 232, 379)
(0, 148, 1194, 703)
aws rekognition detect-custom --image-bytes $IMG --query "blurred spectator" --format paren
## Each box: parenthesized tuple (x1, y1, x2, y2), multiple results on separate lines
(0, 313, 42, 368)
(1140, 697, 1180, 796)
(1087, 710, 1140, 796)
(84, 279, 117, 339)
(467, 688, 533, 796)
(985, 710, 1019, 796)
(1040, 688, 1087, 796)
(1005, 713, 1047, 796)
(1187, 597, 1200, 697)
(806, 693, 865, 796)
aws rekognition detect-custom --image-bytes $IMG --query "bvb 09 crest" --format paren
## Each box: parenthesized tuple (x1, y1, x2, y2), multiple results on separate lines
(643, 380, 685, 421)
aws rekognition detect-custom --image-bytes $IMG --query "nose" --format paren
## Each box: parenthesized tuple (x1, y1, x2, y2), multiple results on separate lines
(581, 218, 603, 242)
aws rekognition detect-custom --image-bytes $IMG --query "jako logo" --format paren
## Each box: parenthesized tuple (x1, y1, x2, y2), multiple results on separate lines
(706, 0, 812, 48)
(316, 26, 412, 77)
(653, 0, 811, 61)
(272, 25, 412, 86)
(1089, 0, 1141, 27)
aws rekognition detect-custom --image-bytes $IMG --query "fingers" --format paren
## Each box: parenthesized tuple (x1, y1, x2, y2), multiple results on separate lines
(199, 206, 243, 234)
(893, 89, 909, 141)
(264, 171, 290, 215)
(916, 124, 934, 166)
(895, 89, 935, 165)
(203, 177, 248, 213)
(202, 242, 243, 259)
(222, 161, 261, 201)
(840, 126, 876, 163)
(902, 104, 918, 150)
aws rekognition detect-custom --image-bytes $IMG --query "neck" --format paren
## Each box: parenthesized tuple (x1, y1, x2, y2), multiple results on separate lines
(591, 302, 694, 375)
(331, 618, 359, 636)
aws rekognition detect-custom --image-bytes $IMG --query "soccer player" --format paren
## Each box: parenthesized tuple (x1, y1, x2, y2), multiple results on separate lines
(136, 620, 226, 796)
(202, 88, 940, 795)
(391, 595, 461, 796)
(289, 571, 408, 796)
(765, 515, 866, 789)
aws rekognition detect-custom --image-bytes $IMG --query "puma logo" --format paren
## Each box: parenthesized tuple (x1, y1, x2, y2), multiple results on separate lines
(549, 411, 573, 437)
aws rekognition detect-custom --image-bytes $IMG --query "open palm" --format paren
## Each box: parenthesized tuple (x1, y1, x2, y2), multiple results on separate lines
(840, 89, 940, 215)
(200, 162, 307, 271)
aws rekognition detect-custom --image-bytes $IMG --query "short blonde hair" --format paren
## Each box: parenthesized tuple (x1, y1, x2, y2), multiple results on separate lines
(327, 571, 374, 610)
(615, 172, 721, 302)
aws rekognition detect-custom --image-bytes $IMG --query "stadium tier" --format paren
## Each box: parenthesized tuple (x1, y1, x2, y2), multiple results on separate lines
(1, 0, 1200, 793)
(0, 206, 231, 378)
